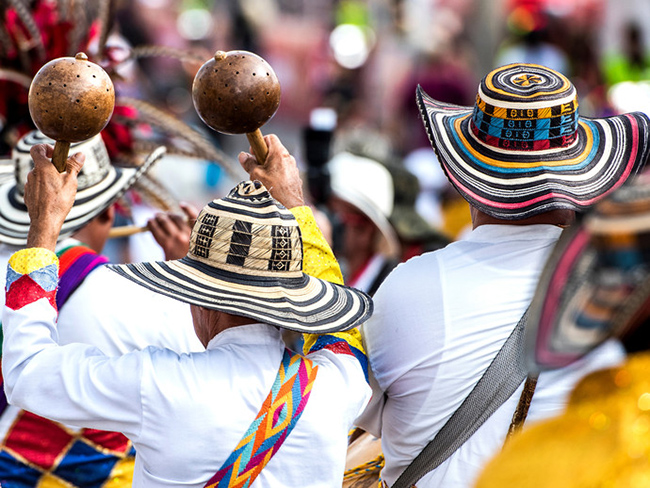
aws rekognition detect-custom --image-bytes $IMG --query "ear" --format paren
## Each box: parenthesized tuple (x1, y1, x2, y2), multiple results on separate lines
(97, 204, 116, 224)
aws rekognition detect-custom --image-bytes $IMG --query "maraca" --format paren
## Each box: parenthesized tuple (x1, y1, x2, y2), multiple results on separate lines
(192, 50, 281, 163)
(28, 52, 115, 172)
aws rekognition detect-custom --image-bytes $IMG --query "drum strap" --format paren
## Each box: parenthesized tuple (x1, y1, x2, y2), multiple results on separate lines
(391, 309, 531, 488)
(204, 348, 318, 488)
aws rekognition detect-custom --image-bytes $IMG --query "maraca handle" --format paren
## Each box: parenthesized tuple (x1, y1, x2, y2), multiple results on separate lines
(52, 141, 70, 173)
(246, 130, 268, 164)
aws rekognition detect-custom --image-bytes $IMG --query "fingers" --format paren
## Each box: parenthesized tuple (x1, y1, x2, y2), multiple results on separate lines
(66, 152, 85, 177)
(238, 151, 258, 173)
(30, 144, 51, 168)
(179, 202, 199, 223)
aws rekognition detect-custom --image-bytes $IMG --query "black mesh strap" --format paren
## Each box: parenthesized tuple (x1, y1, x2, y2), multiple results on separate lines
(391, 310, 529, 488)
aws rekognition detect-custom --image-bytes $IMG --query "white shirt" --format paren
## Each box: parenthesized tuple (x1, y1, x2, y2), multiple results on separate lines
(3, 302, 371, 487)
(0, 240, 203, 439)
(358, 224, 625, 487)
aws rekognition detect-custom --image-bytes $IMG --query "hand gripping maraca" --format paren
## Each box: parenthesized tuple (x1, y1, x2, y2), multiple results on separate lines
(28, 52, 115, 172)
(192, 50, 281, 163)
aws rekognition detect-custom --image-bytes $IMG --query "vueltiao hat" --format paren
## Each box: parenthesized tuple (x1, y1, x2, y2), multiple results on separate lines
(0, 131, 164, 246)
(417, 63, 650, 220)
(109, 180, 373, 333)
(525, 172, 650, 371)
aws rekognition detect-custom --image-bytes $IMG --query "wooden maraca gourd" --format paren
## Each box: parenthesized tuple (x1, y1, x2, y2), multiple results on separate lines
(28, 52, 115, 172)
(192, 50, 281, 163)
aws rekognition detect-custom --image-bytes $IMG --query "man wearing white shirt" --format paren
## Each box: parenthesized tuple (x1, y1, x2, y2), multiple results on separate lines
(2, 136, 373, 487)
(356, 63, 650, 487)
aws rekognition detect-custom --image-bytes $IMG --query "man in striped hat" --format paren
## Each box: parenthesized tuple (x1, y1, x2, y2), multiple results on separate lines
(1, 135, 373, 487)
(354, 63, 650, 487)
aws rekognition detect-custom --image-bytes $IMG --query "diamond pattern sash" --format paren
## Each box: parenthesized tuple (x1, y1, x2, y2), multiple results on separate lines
(205, 348, 318, 488)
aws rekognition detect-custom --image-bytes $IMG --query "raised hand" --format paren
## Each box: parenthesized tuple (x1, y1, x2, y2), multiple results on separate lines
(238, 134, 305, 209)
(25, 144, 85, 250)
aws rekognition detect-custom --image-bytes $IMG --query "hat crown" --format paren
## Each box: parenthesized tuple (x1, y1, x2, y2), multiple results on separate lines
(13, 131, 111, 194)
(188, 181, 303, 277)
(472, 64, 579, 151)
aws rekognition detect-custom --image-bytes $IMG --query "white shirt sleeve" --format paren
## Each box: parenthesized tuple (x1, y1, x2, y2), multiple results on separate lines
(3, 298, 145, 440)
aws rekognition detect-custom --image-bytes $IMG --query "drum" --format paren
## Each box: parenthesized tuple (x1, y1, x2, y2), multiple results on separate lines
(343, 429, 383, 488)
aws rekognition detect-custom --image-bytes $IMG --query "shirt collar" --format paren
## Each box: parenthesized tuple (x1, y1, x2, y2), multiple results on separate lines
(462, 224, 564, 243)
(206, 323, 283, 350)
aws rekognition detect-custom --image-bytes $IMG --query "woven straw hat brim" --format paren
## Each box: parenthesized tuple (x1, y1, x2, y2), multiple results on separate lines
(0, 146, 165, 245)
(525, 209, 650, 372)
(109, 256, 374, 333)
(417, 86, 650, 220)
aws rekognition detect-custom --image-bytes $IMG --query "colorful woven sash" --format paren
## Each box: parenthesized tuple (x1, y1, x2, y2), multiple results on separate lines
(56, 244, 109, 309)
(205, 348, 318, 488)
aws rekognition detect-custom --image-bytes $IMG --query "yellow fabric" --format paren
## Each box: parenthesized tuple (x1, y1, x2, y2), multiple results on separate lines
(8, 248, 58, 275)
(290, 206, 365, 356)
(103, 456, 136, 488)
(37, 473, 69, 488)
(475, 352, 650, 488)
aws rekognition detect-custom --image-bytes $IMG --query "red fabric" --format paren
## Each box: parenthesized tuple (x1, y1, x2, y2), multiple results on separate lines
(5, 275, 57, 311)
(82, 429, 131, 454)
(5, 411, 73, 470)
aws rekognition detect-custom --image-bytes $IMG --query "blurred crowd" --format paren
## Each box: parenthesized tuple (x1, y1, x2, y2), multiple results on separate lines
(3, 0, 650, 487)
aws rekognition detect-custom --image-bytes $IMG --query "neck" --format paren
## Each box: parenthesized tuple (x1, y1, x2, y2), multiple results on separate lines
(191, 305, 256, 347)
(471, 207, 576, 229)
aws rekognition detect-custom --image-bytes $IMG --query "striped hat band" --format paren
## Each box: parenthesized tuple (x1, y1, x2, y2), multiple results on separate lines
(417, 63, 650, 220)
(109, 181, 373, 333)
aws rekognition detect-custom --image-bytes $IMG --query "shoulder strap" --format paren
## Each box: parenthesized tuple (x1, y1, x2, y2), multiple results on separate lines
(205, 348, 319, 488)
(56, 244, 109, 309)
(391, 310, 530, 488)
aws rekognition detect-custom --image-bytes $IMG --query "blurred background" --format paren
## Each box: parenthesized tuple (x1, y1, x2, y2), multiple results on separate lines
(3, 0, 650, 268)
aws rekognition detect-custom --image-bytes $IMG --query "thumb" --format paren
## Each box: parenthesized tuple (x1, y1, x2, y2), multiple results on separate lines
(238, 151, 259, 174)
(66, 152, 85, 177)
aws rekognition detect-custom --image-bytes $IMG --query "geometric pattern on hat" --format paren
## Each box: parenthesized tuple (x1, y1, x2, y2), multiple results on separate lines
(0, 131, 165, 246)
(417, 63, 650, 220)
(525, 174, 650, 371)
(109, 181, 373, 333)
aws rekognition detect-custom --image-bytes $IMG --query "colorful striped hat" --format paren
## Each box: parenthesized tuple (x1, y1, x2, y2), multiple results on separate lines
(0, 130, 163, 245)
(525, 173, 650, 371)
(109, 181, 373, 333)
(417, 63, 650, 220)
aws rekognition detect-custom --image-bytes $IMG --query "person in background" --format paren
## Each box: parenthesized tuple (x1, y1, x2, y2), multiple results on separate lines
(327, 151, 401, 295)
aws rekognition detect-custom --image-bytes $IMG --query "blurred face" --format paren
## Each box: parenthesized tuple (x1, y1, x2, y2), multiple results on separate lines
(329, 197, 377, 265)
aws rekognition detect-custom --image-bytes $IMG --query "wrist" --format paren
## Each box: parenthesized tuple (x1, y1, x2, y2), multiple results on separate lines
(26, 221, 61, 251)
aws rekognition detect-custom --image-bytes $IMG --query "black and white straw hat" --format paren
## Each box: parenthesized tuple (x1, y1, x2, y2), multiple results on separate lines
(109, 181, 374, 333)
(0, 130, 164, 245)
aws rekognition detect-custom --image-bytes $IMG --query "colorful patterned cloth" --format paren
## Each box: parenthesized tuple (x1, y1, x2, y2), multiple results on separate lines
(205, 348, 318, 488)
(2, 247, 135, 488)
